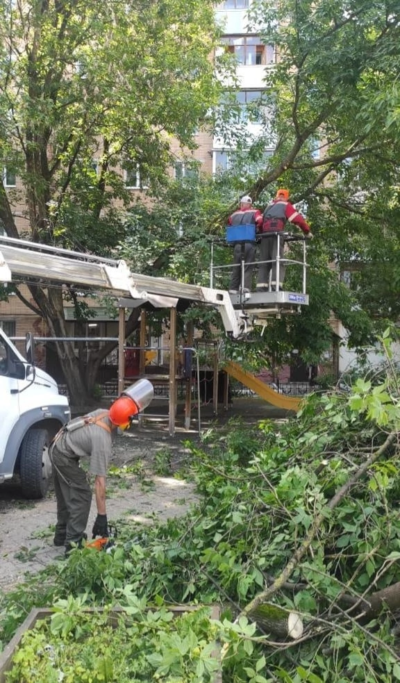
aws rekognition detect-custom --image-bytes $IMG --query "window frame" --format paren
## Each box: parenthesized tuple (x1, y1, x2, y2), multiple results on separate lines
(222, 35, 275, 66)
(124, 164, 148, 190)
(174, 161, 199, 181)
(219, 0, 249, 8)
(235, 89, 264, 122)
(213, 150, 231, 172)
(3, 168, 16, 188)
(213, 148, 274, 174)
(0, 320, 16, 337)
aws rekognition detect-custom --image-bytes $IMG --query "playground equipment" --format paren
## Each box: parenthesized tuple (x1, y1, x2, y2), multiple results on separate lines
(225, 361, 300, 411)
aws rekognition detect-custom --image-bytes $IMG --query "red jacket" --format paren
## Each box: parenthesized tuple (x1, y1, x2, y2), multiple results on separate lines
(262, 199, 310, 234)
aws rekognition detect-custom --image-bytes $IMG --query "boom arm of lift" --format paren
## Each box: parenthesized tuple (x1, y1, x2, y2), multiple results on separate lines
(0, 237, 250, 339)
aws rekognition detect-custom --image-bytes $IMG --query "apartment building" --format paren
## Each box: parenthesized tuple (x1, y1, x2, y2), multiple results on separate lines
(176, 0, 274, 176)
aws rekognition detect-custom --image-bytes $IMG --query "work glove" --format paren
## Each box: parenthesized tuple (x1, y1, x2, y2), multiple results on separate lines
(92, 513, 108, 538)
(306, 231, 313, 240)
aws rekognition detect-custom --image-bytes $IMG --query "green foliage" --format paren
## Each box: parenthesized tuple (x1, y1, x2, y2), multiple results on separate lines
(6, 598, 220, 683)
(0, 0, 225, 403)
(153, 448, 173, 476)
(3, 360, 400, 681)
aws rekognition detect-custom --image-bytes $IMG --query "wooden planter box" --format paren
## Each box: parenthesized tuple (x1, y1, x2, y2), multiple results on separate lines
(0, 605, 222, 683)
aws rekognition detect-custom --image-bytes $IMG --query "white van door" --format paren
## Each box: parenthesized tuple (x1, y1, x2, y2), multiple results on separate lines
(0, 334, 22, 474)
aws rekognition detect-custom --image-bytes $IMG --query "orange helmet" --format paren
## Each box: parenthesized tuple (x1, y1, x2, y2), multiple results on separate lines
(276, 188, 290, 200)
(109, 395, 138, 428)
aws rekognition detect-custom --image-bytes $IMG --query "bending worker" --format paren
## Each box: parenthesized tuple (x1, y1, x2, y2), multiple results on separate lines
(257, 189, 312, 292)
(228, 195, 262, 293)
(50, 379, 153, 555)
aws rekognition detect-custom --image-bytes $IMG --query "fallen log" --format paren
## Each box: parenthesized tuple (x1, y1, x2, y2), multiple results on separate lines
(250, 603, 304, 640)
(360, 581, 400, 622)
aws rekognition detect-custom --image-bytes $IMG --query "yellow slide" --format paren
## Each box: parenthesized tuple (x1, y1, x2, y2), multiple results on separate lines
(225, 361, 301, 411)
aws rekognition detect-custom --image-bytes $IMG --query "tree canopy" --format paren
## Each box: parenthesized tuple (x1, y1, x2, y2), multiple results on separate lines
(123, 0, 400, 375)
(1, 0, 400, 398)
(0, 0, 223, 403)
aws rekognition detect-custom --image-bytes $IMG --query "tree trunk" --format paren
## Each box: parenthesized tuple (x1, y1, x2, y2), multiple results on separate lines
(34, 289, 142, 407)
(250, 603, 303, 640)
(29, 285, 93, 406)
(363, 582, 400, 620)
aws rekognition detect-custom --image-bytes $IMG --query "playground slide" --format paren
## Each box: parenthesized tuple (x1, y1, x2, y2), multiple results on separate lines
(225, 361, 301, 411)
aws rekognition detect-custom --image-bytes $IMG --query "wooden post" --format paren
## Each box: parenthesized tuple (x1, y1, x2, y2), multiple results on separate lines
(184, 321, 194, 430)
(213, 343, 219, 416)
(139, 309, 147, 376)
(223, 371, 229, 411)
(332, 333, 340, 380)
(118, 306, 126, 395)
(169, 307, 177, 436)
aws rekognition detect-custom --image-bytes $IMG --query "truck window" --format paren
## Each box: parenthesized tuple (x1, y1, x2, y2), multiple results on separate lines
(0, 338, 25, 379)
(0, 339, 8, 375)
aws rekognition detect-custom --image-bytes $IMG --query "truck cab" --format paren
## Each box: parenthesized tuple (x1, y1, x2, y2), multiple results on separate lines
(0, 329, 70, 498)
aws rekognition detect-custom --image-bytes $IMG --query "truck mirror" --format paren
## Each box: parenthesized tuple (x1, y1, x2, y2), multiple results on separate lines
(25, 332, 35, 366)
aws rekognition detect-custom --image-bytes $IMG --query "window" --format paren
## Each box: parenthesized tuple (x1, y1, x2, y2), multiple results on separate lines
(214, 148, 273, 174)
(174, 161, 199, 180)
(219, 0, 249, 8)
(125, 167, 139, 189)
(221, 36, 275, 65)
(3, 168, 16, 187)
(0, 338, 8, 375)
(214, 151, 230, 172)
(236, 90, 264, 122)
(310, 138, 321, 160)
(0, 320, 16, 337)
(341, 271, 352, 287)
(74, 61, 87, 79)
(124, 165, 148, 190)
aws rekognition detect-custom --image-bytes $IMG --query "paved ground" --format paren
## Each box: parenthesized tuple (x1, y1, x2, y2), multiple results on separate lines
(0, 398, 290, 591)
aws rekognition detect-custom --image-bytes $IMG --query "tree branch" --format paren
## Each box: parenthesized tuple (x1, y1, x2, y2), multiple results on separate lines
(316, 192, 366, 216)
(13, 287, 42, 316)
(0, 181, 19, 238)
(239, 430, 398, 619)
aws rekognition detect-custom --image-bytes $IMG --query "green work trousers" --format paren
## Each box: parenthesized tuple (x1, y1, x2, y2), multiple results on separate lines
(51, 447, 92, 546)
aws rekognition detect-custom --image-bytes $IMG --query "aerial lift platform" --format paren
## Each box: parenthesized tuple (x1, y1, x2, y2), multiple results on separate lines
(211, 229, 309, 334)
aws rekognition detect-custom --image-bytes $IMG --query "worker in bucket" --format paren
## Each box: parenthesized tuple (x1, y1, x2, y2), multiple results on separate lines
(257, 189, 312, 291)
(228, 195, 263, 293)
(50, 378, 154, 555)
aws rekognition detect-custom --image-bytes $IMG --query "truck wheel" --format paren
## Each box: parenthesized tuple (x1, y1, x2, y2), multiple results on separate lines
(19, 429, 52, 499)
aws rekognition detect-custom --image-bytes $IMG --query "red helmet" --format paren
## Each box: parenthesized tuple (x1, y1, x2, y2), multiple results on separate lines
(276, 188, 290, 200)
(109, 395, 138, 427)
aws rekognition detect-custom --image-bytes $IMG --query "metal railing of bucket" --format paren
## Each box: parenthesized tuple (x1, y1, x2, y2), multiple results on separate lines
(210, 232, 308, 294)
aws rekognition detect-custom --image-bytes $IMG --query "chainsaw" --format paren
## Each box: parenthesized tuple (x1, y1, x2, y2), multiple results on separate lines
(86, 523, 118, 552)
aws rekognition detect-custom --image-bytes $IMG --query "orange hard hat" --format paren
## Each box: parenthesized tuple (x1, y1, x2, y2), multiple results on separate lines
(109, 395, 138, 427)
(276, 188, 290, 200)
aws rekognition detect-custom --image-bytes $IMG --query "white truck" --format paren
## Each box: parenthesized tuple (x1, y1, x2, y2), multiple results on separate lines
(0, 329, 70, 498)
